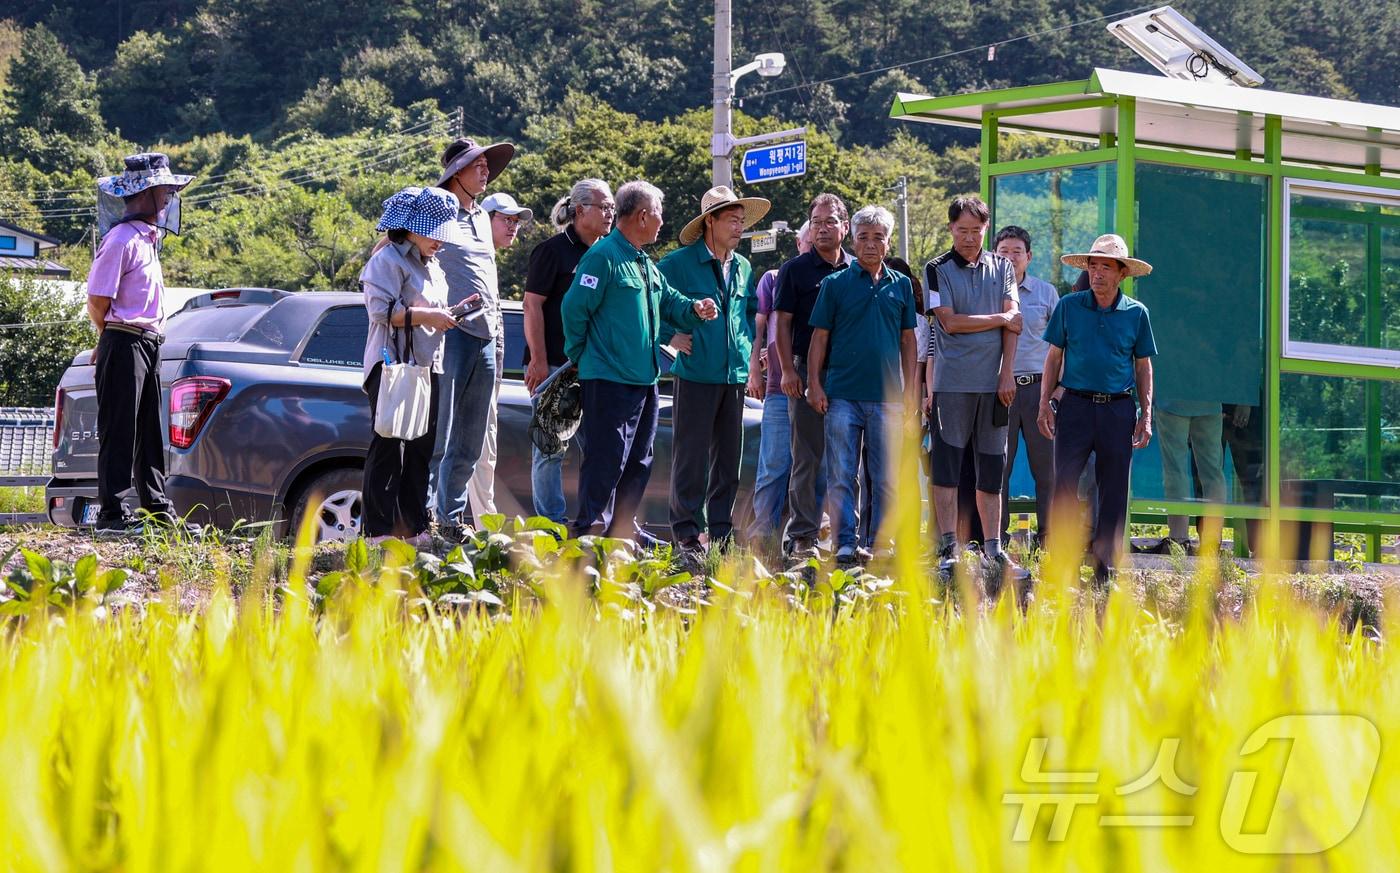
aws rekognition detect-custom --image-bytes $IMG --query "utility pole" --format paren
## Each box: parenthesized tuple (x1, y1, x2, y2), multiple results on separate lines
(712, 0, 734, 188)
(893, 175, 910, 262)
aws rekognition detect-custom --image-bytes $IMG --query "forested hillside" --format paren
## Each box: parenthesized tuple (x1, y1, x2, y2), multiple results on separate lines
(0, 0, 1394, 293)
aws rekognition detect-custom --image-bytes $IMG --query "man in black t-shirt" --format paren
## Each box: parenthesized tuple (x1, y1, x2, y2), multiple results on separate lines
(773, 192, 852, 560)
(523, 178, 615, 522)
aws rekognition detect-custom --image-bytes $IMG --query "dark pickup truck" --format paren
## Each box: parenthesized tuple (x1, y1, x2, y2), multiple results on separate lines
(48, 288, 762, 542)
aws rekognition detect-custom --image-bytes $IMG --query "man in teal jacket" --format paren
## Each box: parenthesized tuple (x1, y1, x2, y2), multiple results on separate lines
(658, 186, 769, 557)
(562, 180, 718, 541)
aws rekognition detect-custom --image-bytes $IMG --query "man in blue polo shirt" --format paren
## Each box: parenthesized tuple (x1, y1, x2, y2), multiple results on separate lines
(805, 205, 917, 565)
(1038, 234, 1157, 586)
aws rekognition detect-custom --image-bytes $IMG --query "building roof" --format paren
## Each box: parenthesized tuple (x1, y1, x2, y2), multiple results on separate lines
(0, 219, 60, 248)
(0, 256, 71, 277)
(890, 68, 1400, 172)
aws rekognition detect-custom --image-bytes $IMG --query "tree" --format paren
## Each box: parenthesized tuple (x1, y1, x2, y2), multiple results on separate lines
(282, 78, 403, 137)
(0, 275, 93, 407)
(0, 24, 107, 172)
(99, 30, 195, 142)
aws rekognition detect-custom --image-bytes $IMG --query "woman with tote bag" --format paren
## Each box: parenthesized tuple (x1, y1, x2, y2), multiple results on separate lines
(359, 186, 466, 546)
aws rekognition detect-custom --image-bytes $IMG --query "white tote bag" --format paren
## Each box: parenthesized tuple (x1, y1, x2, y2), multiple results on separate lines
(374, 309, 433, 441)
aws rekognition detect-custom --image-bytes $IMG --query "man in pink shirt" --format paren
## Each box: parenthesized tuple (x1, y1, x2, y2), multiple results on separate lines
(87, 152, 194, 536)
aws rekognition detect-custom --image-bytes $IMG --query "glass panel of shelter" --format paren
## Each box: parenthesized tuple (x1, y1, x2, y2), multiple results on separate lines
(1132, 164, 1269, 522)
(993, 162, 1273, 547)
(991, 163, 1117, 507)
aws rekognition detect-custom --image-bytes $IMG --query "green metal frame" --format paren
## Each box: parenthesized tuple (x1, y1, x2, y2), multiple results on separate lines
(893, 83, 1400, 559)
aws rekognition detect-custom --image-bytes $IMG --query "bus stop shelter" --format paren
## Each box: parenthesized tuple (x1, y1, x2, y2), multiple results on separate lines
(891, 69, 1399, 560)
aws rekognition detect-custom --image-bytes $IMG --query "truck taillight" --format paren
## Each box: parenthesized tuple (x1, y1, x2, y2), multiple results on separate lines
(53, 387, 64, 448)
(169, 376, 231, 449)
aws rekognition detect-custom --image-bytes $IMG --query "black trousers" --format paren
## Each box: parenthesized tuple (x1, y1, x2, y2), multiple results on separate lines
(94, 328, 173, 522)
(573, 379, 659, 539)
(785, 357, 826, 541)
(1051, 393, 1135, 574)
(362, 364, 440, 538)
(669, 378, 745, 542)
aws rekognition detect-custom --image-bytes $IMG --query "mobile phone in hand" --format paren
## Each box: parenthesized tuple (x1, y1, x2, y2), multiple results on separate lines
(451, 295, 484, 320)
(993, 399, 1010, 427)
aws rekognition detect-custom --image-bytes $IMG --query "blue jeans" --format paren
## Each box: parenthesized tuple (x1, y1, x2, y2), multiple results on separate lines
(824, 399, 897, 552)
(747, 392, 791, 540)
(531, 440, 567, 523)
(529, 363, 581, 524)
(429, 329, 496, 524)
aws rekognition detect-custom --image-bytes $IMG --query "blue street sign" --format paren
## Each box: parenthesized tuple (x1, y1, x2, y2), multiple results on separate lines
(741, 141, 807, 184)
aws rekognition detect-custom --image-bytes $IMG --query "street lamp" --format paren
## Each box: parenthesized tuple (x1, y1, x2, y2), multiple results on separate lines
(712, 0, 787, 187)
(731, 52, 787, 83)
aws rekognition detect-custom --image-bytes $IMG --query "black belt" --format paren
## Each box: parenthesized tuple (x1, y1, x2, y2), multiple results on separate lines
(1014, 373, 1042, 386)
(104, 322, 164, 343)
(1064, 387, 1133, 404)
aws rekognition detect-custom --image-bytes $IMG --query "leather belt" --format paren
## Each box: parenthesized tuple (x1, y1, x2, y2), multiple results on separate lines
(104, 322, 164, 343)
(1065, 387, 1133, 404)
(1014, 373, 1042, 386)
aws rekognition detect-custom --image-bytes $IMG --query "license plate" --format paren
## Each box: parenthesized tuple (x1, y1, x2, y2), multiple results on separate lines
(81, 503, 100, 525)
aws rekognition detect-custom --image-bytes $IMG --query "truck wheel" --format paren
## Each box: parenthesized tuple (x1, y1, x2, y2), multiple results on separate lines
(289, 468, 363, 544)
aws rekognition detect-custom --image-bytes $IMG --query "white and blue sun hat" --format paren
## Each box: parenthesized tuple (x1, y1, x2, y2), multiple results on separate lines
(97, 152, 194, 198)
(377, 186, 467, 246)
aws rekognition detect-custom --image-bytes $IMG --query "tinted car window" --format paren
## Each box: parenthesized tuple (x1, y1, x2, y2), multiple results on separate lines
(502, 310, 527, 374)
(299, 306, 368, 368)
(163, 305, 269, 343)
(500, 310, 673, 376)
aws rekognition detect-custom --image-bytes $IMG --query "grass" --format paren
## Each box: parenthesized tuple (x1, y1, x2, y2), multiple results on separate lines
(0, 485, 45, 514)
(1, 507, 1398, 871)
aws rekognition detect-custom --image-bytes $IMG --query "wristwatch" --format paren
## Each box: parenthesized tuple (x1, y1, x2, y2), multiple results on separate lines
(1048, 397, 1060, 414)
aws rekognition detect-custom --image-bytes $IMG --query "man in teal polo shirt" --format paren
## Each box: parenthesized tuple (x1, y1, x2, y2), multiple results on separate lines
(562, 180, 718, 542)
(658, 186, 769, 558)
(1037, 233, 1156, 586)
(805, 205, 918, 564)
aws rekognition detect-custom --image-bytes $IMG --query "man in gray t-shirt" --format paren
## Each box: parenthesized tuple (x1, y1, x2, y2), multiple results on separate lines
(427, 137, 515, 536)
(923, 196, 1027, 586)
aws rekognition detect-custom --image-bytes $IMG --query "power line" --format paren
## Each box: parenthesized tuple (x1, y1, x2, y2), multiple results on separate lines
(7, 113, 452, 203)
(760, 3, 830, 134)
(0, 111, 459, 213)
(0, 122, 450, 223)
(0, 320, 88, 330)
(8, 122, 446, 216)
(744, 3, 1157, 100)
(182, 135, 441, 208)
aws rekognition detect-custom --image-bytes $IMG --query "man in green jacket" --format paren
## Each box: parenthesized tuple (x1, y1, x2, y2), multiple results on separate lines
(658, 186, 769, 558)
(562, 180, 718, 541)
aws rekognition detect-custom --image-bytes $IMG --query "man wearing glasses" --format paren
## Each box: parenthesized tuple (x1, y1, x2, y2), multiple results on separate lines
(522, 179, 615, 523)
(773, 193, 852, 562)
(468, 192, 534, 522)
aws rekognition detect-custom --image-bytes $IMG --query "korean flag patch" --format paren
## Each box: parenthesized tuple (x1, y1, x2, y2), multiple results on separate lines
(580, 273, 600, 289)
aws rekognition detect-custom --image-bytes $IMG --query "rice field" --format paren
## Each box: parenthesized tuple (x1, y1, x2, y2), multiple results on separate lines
(1, 516, 1397, 872)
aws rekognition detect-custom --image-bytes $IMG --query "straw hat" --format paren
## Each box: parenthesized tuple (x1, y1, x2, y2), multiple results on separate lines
(1059, 233, 1153, 278)
(678, 185, 771, 246)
